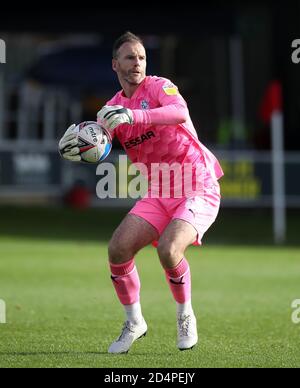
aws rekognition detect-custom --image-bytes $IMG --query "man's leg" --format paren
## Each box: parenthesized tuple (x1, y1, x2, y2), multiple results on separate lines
(157, 219, 198, 350)
(107, 214, 159, 353)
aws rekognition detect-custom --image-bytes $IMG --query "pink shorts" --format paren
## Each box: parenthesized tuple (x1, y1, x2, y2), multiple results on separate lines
(129, 181, 221, 246)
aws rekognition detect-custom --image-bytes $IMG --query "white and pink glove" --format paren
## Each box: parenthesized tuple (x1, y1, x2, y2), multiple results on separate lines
(97, 105, 134, 134)
(58, 124, 81, 162)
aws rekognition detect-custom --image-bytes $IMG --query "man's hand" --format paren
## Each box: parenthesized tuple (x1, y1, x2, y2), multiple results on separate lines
(97, 105, 134, 131)
(58, 124, 81, 162)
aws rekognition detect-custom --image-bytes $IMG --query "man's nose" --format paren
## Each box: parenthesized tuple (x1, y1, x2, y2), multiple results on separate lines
(134, 57, 141, 66)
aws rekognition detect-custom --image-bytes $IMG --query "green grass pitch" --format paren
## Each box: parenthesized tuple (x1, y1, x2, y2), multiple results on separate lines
(0, 207, 299, 368)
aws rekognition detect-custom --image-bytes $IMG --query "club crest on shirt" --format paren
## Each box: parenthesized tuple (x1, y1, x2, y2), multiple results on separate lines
(141, 100, 150, 110)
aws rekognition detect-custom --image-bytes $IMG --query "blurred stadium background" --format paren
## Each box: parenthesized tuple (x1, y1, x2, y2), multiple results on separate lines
(0, 2, 299, 368)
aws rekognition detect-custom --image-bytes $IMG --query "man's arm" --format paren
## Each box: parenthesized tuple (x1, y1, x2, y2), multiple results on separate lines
(132, 103, 188, 126)
(132, 79, 189, 126)
(98, 79, 189, 131)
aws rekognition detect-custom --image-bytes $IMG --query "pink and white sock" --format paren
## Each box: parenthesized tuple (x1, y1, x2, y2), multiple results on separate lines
(165, 258, 193, 314)
(110, 259, 144, 323)
(110, 259, 140, 305)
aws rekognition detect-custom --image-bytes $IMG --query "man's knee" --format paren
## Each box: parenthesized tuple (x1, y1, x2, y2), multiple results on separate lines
(108, 237, 135, 265)
(157, 240, 182, 267)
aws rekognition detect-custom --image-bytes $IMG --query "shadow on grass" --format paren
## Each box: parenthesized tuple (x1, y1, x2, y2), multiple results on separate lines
(0, 351, 106, 356)
(0, 351, 173, 357)
(0, 206, 127, 243)
(0, 205, 299, 247)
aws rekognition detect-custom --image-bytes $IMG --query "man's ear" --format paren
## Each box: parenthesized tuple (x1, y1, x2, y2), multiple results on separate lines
(112, 59, 117, 72)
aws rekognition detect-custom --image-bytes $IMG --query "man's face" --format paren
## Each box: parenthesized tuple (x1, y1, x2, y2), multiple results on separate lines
(112, 41, 146, 86)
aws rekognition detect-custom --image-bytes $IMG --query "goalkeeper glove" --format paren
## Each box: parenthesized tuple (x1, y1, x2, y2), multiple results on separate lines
(97, 105, 134, 132)
(58, 124, 81, 162)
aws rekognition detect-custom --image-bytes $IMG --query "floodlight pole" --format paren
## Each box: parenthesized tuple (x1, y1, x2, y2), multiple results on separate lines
(271, 109, 286, 244)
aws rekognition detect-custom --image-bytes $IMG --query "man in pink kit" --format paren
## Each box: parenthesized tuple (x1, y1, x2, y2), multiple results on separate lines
(59, 32, 223, 354)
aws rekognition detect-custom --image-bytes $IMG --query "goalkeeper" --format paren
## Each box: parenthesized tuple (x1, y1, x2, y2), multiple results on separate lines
(59, 32, 223, 354)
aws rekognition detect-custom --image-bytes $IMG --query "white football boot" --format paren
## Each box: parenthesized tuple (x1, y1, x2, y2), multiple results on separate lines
(108, 319, 148, 354)
(177, 313, 198, 351)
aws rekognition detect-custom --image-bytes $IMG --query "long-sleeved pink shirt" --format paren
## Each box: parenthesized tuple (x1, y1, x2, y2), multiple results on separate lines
(103, 76, 224, 197)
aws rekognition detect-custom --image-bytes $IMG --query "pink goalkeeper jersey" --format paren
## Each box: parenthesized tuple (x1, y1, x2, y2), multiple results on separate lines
(104, 76, 224, 197)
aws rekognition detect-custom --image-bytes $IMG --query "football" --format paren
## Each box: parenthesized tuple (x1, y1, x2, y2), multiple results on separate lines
(75, 121, 112, 163)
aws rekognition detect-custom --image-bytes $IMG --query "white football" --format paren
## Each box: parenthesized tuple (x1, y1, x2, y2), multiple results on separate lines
(75, 121, 112, 164)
